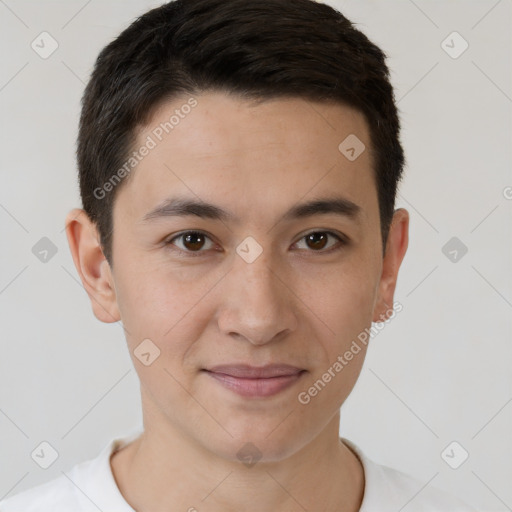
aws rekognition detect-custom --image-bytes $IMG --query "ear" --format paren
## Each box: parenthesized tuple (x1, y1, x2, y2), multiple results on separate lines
(372, 208, 409, 322)
(65, 208, 120, 323)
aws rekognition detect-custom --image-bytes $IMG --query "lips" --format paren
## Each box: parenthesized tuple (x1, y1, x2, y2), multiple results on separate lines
(203, 364, 306, 398)
(205, 364, 304, 379)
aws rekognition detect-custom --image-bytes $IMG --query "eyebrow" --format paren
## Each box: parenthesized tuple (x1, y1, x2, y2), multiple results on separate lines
(141, 196, 361, 224)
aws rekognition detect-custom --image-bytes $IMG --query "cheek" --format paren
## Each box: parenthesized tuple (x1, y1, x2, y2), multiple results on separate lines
(113, 261, 213, 362)
(298, 257, 378, 345)
(333, 280, 375, 340)
(296, 268, 374, 412)
(114, 267, 169, 335)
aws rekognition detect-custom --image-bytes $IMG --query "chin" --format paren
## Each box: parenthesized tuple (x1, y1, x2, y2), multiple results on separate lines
(203, 421, 308, 465)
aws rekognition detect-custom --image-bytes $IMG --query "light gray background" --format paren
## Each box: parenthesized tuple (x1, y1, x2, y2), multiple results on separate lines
(0, 0, 510, 509)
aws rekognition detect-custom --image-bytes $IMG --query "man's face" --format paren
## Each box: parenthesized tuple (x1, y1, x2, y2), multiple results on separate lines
(99, 92, 404, 461)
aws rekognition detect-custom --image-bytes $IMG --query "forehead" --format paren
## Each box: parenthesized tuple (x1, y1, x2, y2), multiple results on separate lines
(116, 91, 377, 226)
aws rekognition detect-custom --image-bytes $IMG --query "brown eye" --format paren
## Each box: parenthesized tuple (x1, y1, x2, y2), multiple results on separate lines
(166, 231, 215, 254)
(305, 232, 328, 250)
(294, 231, 346, 252)
(182, 232, 205, 251)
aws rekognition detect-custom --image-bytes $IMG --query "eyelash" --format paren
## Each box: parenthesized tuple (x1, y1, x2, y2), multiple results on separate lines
(164, 230, 348, 257)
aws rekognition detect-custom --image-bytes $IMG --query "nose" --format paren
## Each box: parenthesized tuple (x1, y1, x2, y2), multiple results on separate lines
(216, 252, 298, 346)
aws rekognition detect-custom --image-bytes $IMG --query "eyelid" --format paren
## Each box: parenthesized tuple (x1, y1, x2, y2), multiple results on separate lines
(165, 230, 218, 256)
(291, 229, 348, 252)
(165, 229, 349, 256)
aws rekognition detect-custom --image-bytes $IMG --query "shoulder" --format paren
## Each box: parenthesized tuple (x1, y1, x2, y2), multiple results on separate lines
(0, 431, 140, 512)
(0, 473, 86, 511)
(342, 438, 477, 512)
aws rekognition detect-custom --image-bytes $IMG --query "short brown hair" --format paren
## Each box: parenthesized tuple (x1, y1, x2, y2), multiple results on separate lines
(77, 0, 405, 265)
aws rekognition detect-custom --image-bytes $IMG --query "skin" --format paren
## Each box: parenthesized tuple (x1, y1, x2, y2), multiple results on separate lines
(66, 91, 409, 512)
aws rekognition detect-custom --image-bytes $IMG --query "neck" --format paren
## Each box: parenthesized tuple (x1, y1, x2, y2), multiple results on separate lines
(111, 417, 364, 512)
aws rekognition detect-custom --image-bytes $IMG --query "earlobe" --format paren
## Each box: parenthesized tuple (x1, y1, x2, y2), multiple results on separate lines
(372, 208, 409, 323)
(65, 208, 121, 323)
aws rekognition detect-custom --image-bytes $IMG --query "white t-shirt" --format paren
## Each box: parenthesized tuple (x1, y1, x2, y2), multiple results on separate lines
(0, 430, 476, 511)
